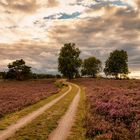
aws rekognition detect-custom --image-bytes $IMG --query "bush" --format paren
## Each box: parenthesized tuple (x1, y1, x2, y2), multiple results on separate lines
(54, 80, 65, 88)
(75, 79, 140, 140)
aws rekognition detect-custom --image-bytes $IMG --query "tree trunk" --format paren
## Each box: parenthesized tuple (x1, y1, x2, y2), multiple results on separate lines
(115, 74, 119, 79)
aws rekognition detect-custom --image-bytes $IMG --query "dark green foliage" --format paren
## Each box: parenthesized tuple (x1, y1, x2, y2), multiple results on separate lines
(81, 57, 102, 78)
(0, 72, 6, 79)
(58, 43, 82, 79)
(6, 59, 32, 80)
(56, 74, 62, 78)
(104, 50, 129, 79)
(32, 74, 61, 79)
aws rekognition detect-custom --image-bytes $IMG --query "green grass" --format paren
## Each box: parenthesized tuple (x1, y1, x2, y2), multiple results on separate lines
(9, 84, 78, 140)
(68, 86, 86, 140)
(0, 86, 68, 130)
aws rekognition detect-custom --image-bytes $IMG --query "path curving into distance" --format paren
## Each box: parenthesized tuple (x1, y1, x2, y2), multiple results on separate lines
(48, 83, 81, 140)
(0, 85, 72, 140)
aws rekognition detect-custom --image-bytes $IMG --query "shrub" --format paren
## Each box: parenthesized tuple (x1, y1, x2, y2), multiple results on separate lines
(74, 78, 140, 140)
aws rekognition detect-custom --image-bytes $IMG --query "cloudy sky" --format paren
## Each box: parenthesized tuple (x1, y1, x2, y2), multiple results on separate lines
(0, 0, 139, 77)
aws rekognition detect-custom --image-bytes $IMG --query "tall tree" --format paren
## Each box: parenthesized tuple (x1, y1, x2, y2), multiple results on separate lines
(81, 57, 102, 78)
(58, 43, 82, 79)
(104, 50, 129, 79)
(7, 59, 32, 80)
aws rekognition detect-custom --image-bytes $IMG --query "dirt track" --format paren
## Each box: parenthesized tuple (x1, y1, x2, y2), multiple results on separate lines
(48, 84, 81, 140)
(0, 85, 72, 140)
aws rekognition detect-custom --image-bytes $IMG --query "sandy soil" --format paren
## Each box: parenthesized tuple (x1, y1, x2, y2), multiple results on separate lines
(48, 84, 81, 140)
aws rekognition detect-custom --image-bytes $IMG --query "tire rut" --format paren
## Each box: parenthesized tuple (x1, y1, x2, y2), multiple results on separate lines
(48, 84, 81, 140)
(0, 85, 72, 140)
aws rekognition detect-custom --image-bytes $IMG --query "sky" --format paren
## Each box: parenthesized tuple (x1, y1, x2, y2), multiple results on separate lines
(0, 0, 139, 77)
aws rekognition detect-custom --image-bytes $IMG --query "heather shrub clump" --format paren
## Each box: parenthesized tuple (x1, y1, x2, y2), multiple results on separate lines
(0, 80, 59, 117)
(76, 78, 140, 140)
(95, 94, 135, 125)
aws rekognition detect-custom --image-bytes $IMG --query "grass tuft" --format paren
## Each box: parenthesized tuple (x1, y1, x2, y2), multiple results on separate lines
(68, 86, 86, 140)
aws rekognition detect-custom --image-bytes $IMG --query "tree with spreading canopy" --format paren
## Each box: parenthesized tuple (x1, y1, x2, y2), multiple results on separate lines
(104, 50, 129, 79)
(58, 43, 82, 79)
(81, 56, 102, 78)
(6, 59, 32, 80)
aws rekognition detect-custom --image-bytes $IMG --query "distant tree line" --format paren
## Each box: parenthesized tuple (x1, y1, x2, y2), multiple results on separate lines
(0, 43, 129, 80)
(0, 59, 61, 80)
(1, 59, 32, 80)
(58, 43, 129, 79)
(32, 73, 61, 79)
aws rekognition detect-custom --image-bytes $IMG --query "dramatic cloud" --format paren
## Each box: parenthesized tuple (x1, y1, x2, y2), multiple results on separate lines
(47, 0, 59, 7)
(0, 0, 139, 77)
(0, 0, 39, 13)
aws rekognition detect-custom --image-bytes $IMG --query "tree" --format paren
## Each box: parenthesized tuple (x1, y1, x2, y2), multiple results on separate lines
(104, 50, 129, 79)
(81, 57, 102, 78)
(0, 72, 6, 79)
(6, 59, 32, 80)
(58, 43, 82, 79)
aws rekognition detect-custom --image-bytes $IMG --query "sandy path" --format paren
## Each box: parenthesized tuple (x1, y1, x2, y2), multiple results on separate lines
(0, 85, 72, 140)
(48, 84, 81, 140)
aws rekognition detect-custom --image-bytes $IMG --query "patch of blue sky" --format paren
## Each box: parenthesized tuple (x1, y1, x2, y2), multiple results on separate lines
(43, 12, 81, 20)
(111, 0, 129, 6)
(73, 0, 128, 8)
(58, 12, 81, 19)
(43, 15, 57, 20)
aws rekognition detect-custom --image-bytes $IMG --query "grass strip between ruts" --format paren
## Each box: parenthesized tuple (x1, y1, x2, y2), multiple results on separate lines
(68, 86, 86, 140)
(0, 86, 69, 130)
(9, 83, 78, 140)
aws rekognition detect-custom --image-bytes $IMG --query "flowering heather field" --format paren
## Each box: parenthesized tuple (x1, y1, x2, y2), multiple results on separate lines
(0, 79, 59, 118)
(75, 78, 140, 140)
